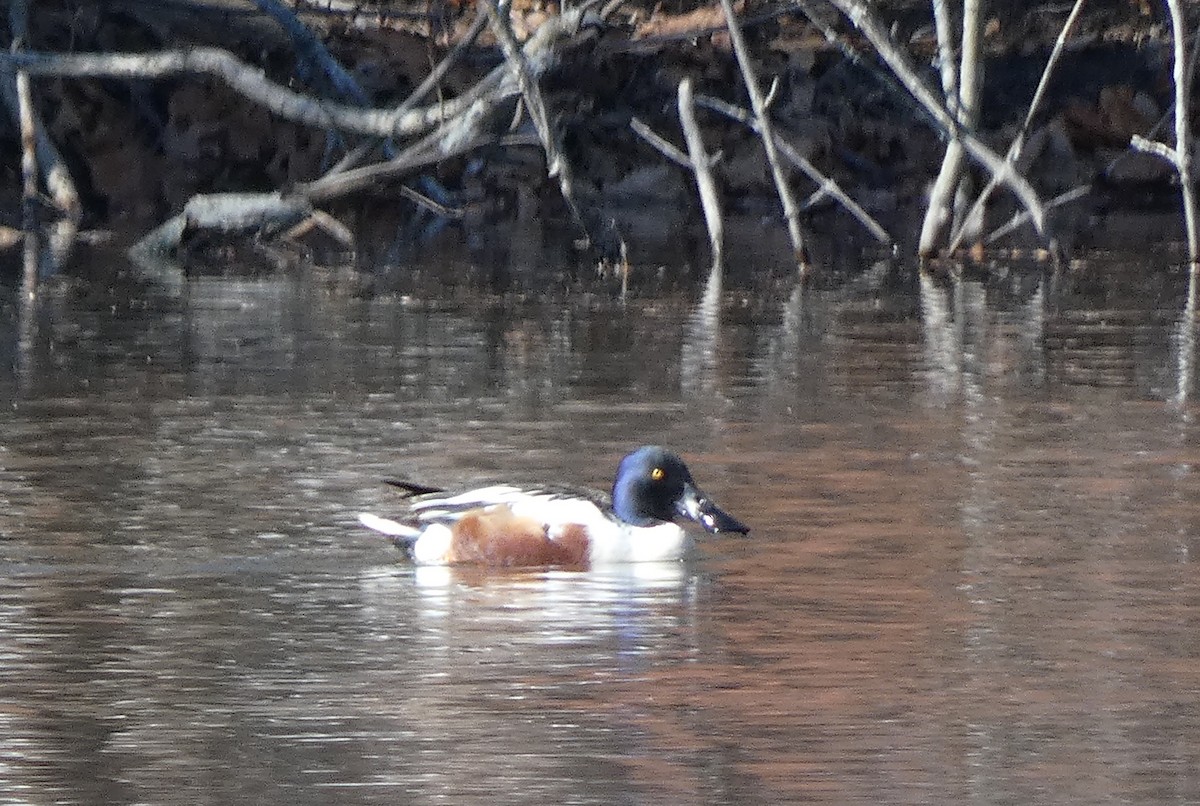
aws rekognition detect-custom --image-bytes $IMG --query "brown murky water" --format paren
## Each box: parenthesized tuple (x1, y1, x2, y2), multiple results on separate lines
(1, 249, 1199, 804)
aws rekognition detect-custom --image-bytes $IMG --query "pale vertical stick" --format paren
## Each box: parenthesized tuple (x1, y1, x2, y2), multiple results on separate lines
(931, 0, 959, 118)
(1166, 0, 1199, 263)
(16, 70, 36, 235)
(678, 78, 724, 268)
(9, 0, 37, 388)
(919, 0, 961, 256)
(694, 93, 893, 245)
(715, 0, 808, 270)
(956, 0, 985, 237)
(7, 0, 81, 273)
(1176, 265, 1197, 405)
(17, 68, 38, 295)
(919, 0, 984, 257)
(10, 0, 38, 294)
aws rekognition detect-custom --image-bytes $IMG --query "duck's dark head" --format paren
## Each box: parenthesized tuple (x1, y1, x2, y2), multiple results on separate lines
(611, 446, 749, 534)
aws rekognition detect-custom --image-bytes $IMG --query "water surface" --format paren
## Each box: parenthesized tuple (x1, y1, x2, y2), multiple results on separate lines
(1, 251, 1199, 804)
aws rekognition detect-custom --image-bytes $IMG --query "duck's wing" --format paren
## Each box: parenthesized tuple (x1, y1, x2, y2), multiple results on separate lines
(406, 484, 612, 526)
(358, 480, 614, 549)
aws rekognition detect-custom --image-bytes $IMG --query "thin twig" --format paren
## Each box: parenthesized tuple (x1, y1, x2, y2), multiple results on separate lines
(297, 129, 540, 201)
(984, 185, 1090, 244)
(1130, 133, 1178, 163)
(398, 9, 489, 115)
(283, 209, 355, 245)
(320, 10, 490, 179)
(630, 116, 693, 167)
(399, 183, 466, 219)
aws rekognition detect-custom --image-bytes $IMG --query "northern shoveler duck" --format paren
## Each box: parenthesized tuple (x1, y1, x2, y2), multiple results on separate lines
(357, 445, 748, 567)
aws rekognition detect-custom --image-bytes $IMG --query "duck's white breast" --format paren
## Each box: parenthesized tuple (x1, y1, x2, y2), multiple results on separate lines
(585, 522, 693, 564)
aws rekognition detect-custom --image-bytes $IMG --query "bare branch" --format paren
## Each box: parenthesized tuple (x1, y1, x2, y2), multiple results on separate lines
(483, 0, 591, 241)
(985, 186, 1090, 245)
(1166, 0, 1199, 263)
(947, 0, 1089, 254)
(398, 10, 490, 116)
(3, 0, 82, 277)
(919, 0, 985, 256)
(3, 46, 506, 138)
(630, 117, 693, 168)
(696, 94, 892, 246)
(825, 0, 1054, 249)
(2, 3, 596, 142)
(678, 78, 724, 267)
(718, 0, 808, 268)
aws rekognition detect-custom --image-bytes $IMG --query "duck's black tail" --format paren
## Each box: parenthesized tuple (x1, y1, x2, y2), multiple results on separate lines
(383, 479, 445, 497)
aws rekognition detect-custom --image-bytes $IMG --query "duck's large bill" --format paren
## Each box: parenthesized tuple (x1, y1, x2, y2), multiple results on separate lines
(676, 483, 749, 534)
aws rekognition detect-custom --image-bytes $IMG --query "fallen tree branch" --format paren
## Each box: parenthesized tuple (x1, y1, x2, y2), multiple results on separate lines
(3, 46, 500, 139)
(130, 192, 314, 258)
(2, 3, 596, 142)
(10, 4, 600, 258)
(297, 124, 538, 202)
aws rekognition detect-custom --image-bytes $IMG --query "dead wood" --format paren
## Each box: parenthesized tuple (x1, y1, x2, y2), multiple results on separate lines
(2, 0, 1194, 274)
(695, 94, 892, 247)
(678, 77, 725, 267)
(717, 0, 808, 269)
(12, 2, 601, 262)
(824, 0, 1057, 256)
(4, 47, 500, 139)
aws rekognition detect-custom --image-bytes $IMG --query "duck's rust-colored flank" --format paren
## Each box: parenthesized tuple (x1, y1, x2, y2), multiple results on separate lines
(447, 507, 591, 567)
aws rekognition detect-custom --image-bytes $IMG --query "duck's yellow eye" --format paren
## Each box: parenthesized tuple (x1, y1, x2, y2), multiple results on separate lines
(651, 467, 665, 481)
